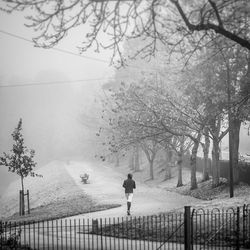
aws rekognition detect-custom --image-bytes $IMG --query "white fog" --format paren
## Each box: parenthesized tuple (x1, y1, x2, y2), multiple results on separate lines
(0, 11, 114, 195)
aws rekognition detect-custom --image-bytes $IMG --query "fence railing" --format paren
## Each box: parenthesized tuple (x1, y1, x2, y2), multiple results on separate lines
(1, 205, 250, 250)
(191, 204, 250, 249)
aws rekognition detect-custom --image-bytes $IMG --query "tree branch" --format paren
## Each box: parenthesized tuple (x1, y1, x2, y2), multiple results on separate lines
(171, 0, 250, 51)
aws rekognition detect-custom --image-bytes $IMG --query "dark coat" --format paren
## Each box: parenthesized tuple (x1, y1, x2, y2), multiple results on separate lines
(123, 179, 136, 193)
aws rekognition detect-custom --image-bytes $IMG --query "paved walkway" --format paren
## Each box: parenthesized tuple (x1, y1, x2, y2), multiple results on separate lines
(64, 161, 200, 220)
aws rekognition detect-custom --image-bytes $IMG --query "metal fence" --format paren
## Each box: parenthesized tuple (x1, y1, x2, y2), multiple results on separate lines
(1, 205, 250, 250)
(191, 204, 250, 249)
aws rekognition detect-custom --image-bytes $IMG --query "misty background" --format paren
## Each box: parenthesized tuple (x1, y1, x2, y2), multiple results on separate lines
(0, 11, 114, 196)
(1, 7, 250, 198)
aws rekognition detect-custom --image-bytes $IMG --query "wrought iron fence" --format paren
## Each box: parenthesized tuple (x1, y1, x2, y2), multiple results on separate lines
(191, 204, 250, 249)
(1, 205, 250, 250)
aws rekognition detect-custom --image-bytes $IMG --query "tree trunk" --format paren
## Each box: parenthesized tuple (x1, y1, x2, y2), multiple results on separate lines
(210, 116, 222, 187)
(177, 137, 184, 187)
(134, 145, 140, 172)
(176, 151, 183, 187)
(212, 139, 220, 187)
(202, 128, 210, 181)
(165, 150, 172, 180)
(231, 118, 241, 184)
(129, 152, 134, 170)
(231, 56, 250, 183)
(149, 159, 154, 180)
(21, 175, 24, 192)
(190, 134, 201, 190)
(141, 143, 158, 180)
(21, 176, 25, 215)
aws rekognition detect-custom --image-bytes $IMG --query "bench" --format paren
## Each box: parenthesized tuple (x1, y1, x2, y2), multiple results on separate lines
(80, 173, 89, 184)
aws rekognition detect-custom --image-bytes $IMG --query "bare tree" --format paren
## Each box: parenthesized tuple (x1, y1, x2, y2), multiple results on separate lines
(103, 79, 206, 189)
(128, 144, 141, 172)
(173, 136, 193, 187)
(1, 0, 250, 64)
(140, 139, 161, 180)
(200, 127, 210, 182)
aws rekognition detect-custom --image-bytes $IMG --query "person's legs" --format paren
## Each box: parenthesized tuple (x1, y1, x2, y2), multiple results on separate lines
(126, 193, 133, 215)
(127, 202, 131, 215)
(125, 193, 130, 215)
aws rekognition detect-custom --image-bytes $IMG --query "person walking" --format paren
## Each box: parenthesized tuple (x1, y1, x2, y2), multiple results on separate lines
(122, 173, 136, 215)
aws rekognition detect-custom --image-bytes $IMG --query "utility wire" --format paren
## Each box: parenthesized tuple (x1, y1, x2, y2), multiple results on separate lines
(0, 29, 110, 64)
(0, 76, 131, 88)
(0, 29, 170, 73)
(0, 29, 115, 88)
(0, 29, 170, 88)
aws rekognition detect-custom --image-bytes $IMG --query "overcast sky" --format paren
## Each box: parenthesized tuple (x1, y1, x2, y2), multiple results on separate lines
(0, 9, 115, 144)
(0, 9, 115, 81)
(0, 10, 117, 193)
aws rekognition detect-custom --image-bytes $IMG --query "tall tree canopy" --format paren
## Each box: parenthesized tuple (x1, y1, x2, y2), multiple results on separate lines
(1, 0, 250, 64)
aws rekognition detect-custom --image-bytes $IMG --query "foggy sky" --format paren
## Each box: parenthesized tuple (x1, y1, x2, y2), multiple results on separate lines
(0, 10, 114, 195)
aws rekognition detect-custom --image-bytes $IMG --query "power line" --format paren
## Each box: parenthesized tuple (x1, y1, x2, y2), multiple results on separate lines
(0, 29, 169, 73)
(0, 29, 171, 88)
(0, 78, 104, 88)
(0, 76, 127, 88)
(0, 29, 115, 88)
(0, 29, 110, 64)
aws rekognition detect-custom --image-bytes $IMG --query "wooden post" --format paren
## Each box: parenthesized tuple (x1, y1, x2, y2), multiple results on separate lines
(184, 206, 191, 250)
(27, 190, 30, 214)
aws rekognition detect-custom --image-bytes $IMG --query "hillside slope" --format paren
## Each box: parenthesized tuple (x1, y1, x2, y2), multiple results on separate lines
(0, 161, 118, 220)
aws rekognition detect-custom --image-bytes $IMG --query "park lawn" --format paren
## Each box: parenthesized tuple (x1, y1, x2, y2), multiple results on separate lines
(0, 161, 120, 222)
(4, 193, 120, 223)
(6, 193, 120, 222)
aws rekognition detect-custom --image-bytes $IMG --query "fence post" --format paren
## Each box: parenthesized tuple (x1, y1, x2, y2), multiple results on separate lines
(0, 220, 2, 248)
(92, 219, 98, 233)
(100, 219, 103, 250)
(236, 207, 240, 250)
(184, 206, 191, 250)
(243, 205, 246, 247)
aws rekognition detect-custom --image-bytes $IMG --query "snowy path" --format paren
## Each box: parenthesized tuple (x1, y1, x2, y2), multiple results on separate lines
(64, 161, 200, 220)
